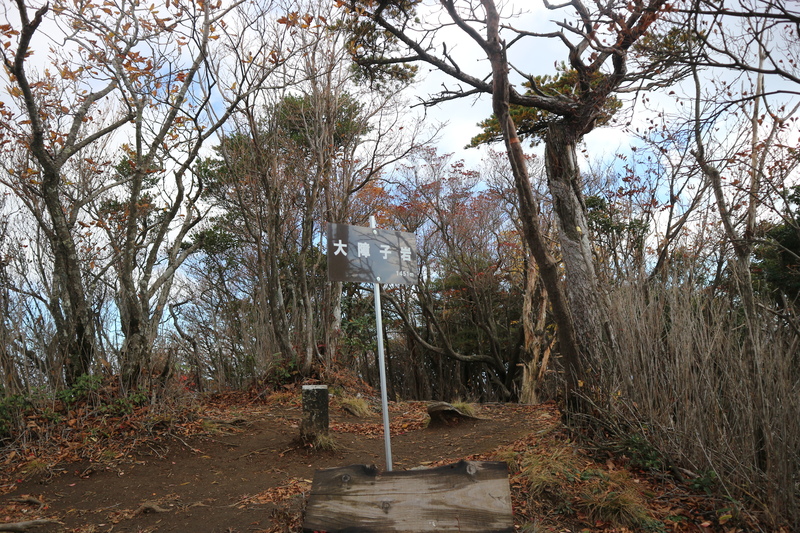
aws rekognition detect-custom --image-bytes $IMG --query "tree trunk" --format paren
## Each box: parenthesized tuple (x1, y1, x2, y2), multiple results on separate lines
(42, 174, 95, 386)
(519, 258, 551, 404)
(480, 0, 584, 401)
(257, 217, 295, 364)
(544, 121, 605, 365)
(325, 281, 343, 368)
(0, 276, 23, 395)
(119, 211, 148, 390)
(120, 329, 148, 391)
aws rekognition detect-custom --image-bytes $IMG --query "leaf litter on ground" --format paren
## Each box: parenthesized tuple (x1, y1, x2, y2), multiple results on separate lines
(0, 384, 785, 533)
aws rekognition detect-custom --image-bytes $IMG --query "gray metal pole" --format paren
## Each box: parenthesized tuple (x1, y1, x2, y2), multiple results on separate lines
(370, 215, 393, 471)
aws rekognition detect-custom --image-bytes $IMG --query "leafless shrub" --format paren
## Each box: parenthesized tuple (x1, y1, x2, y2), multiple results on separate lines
(601, 283, 799, 528)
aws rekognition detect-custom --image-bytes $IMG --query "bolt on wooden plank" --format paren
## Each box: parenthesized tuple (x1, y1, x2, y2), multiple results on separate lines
(303, 460, 513, 532)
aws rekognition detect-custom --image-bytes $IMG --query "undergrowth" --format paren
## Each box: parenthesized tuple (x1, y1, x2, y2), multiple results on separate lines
(338, 396, 372, 417)
(1, 381, 780, 532)
(0, 375, 204, 479)
(492, 425, 666, 532)
(604, 284, 800, 529)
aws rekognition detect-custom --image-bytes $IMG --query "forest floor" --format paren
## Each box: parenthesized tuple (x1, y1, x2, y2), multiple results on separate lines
(0, 385, 781, 533)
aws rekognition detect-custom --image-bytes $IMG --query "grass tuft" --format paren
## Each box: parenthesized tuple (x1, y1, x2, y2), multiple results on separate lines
(520, 447, 580, 500)
(266, 391, 298, 406)
(575, 470, 656, 529)
(339, 397, 372, 417)
(310, 433, 339, 451)
(494, 448, 521, 472)
(21, 458, 50, 479)
(451, 401, 476, 417)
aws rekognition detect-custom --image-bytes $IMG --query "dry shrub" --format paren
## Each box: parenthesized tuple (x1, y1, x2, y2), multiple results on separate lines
(602, 283, 800, 528)
(575, 470, 652, 528)
(521, 446, 580, 501)
(339, 396, 372, 417)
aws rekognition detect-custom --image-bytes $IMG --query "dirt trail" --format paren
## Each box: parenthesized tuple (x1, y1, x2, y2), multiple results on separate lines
(2, 401, 555, 532)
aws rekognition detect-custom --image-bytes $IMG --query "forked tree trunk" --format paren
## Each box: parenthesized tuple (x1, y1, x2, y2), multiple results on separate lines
(479, 0, 613, 405)
(481, 3, 585, 401)
(9, 2, 97, 387)
(43, 173, 96, 387)
(120, 330, 148, 391)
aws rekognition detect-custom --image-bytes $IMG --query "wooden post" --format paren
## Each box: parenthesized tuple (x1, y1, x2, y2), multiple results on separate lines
(301, 384, 329, 442)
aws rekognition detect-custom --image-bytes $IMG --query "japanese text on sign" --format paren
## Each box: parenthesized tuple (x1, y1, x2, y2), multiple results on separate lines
(327, 223, 418, 285)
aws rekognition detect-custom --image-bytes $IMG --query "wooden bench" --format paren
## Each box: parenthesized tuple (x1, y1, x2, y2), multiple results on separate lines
(303, 460, 513, 532)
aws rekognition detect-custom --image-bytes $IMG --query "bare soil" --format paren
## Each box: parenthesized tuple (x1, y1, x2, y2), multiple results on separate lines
(1, 399, 556, 532)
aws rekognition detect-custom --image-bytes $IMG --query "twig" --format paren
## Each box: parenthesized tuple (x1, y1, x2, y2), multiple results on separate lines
(278, 446, 300, 457)
(8, 496, 43, 511)
(0, 519, 61, 532)
(238, 446, 274, 459)
(167, 433, 203, 454)
(133, 501, 171, 515)
(202, 436, 240, 447)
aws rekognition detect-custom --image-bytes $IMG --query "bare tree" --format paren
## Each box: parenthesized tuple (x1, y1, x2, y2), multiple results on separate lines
(341, 0, 680, 402)
(383, 147, 523, 399)
(0, 1, 131, 384)
(685, 0, 800, 86)
(195, 0, 429, 382)
(0, 0, 293, 388)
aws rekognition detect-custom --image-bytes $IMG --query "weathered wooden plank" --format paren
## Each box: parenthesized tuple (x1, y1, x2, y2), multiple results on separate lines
(303, 461, 513, 533)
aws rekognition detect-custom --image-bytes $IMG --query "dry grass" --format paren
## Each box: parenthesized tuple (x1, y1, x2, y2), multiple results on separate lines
(339, 396, 372, 418)
(600, 283, 800, 528)
(451, 400, 476, 417)
(20, 458, 50, 479)
(575, 470, 652, 528)
(520, 447, 579, 500)
(265, 390, 299, 406)
(309, 432, 339, 451)
(494, 448, 522, 472)
(494, 431, 661, 531)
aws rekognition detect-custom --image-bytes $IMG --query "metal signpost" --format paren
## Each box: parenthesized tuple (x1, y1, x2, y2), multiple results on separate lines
(327, 219, 418, 471)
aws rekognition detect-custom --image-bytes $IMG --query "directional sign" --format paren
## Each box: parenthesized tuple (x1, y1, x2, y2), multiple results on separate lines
(327, 223, 418, 285)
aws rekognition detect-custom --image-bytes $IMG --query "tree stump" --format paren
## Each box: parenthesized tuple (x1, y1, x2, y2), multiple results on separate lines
(301, 385, 329, 442)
